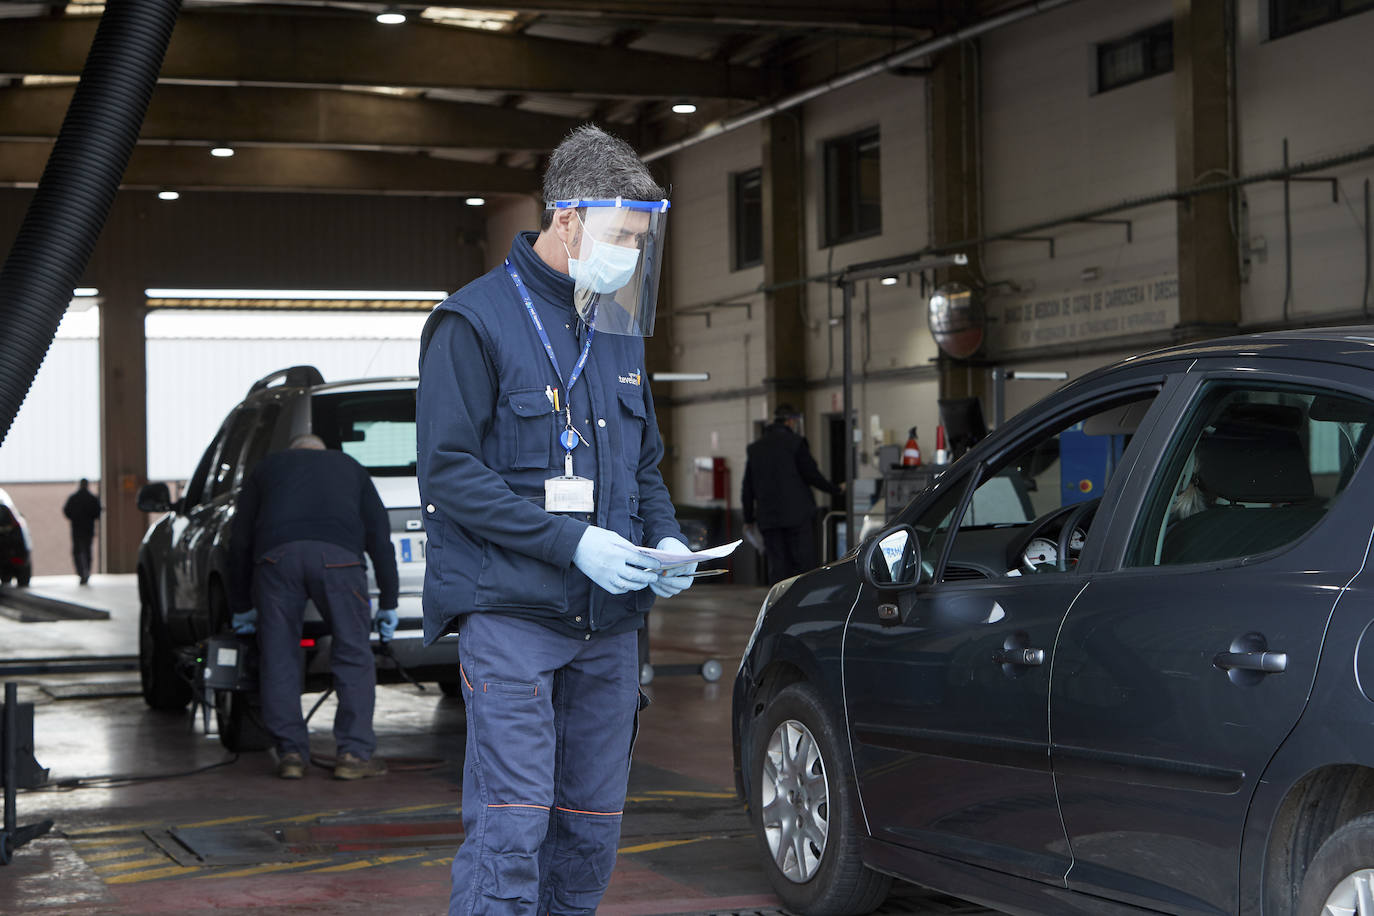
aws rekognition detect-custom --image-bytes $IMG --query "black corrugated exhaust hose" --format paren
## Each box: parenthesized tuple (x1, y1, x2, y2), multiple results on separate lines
(0, 0, 182, 448)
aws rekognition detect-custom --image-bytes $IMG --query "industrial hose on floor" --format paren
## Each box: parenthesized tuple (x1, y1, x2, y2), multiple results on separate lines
(0, 0, 181, 446)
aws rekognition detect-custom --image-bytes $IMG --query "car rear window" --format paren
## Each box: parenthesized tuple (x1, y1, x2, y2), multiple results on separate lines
(311, 390, 416, 477)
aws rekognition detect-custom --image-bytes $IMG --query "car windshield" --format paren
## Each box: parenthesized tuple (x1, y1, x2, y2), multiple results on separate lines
(311, 389, 416, 477)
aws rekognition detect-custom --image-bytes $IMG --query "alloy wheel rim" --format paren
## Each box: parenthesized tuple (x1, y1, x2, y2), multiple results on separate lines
(1324, 869, 1374, 916)
(760, 718, 830, 883)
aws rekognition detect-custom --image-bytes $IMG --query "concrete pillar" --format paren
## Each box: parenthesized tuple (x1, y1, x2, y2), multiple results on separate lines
(761, 113, 807, 414)
(1174, 0, 1240, 334)
(928, 42, 986, 401)
(98, 283, 148, 574)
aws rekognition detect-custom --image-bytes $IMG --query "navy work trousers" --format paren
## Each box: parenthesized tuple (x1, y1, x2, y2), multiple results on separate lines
(762, 523, 817, 584)
(253, 539, 376, 760)
(449, 613, 639, 916)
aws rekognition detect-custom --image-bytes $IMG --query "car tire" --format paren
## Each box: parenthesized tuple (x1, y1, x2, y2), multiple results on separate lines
(139, 583, 192, 711)
(216, 689, 273, 753)
(15, 564, 30, 587)
(750, 682, 892, 916)
(1296, 812, 1374, 916)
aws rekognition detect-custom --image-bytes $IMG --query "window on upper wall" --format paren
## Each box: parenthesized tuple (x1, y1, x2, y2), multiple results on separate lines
(731, 168, 763, 270)
(822, 127, 881, 247)
(1270, 0, 1374, 39)
(1096, 21, 1173, 93)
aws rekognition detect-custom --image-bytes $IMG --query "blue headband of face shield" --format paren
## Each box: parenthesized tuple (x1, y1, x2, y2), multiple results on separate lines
(546, 198, 672, 213)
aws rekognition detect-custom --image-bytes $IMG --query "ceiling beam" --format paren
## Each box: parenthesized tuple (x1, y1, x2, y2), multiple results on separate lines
(0, 142, 538, 196)
(0, 85, 584, 151)
(421, 1, 943, 32)
(0, 11, 772, 99)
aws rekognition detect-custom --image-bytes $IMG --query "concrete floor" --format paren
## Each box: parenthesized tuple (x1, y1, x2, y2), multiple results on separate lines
(0, 576, 986, 916)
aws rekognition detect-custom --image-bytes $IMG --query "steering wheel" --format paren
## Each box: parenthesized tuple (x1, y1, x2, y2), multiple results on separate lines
(1008, 497, 1101, 574)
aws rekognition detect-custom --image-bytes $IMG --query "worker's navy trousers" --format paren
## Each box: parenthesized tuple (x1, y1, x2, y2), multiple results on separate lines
(254, 539, 377, 761)
(449, 613, 640, 916)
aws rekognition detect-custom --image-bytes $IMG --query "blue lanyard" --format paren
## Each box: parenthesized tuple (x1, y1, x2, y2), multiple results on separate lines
(506, 260, 594, 449)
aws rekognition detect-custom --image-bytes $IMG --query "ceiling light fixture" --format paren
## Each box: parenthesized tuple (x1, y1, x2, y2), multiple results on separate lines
(465, 197, 486, 207)
(210, 146, 234, 158)
(671, 102, 697, 115)
(157, 190, 180, 201)
(880, 276, 899, 286)
(376, 9, 406, 24)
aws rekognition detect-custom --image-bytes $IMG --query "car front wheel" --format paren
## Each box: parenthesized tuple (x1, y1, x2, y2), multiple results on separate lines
(750, 682, 891, 916)
(1297, 812, 1374, 915)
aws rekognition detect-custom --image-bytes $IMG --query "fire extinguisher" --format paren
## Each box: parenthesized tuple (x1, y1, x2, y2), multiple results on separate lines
(934, 425, 948, 465)
(902, 427, 922, 466)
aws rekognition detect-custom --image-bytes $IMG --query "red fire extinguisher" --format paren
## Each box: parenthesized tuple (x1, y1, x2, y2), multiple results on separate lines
(902, 427, 922, 467)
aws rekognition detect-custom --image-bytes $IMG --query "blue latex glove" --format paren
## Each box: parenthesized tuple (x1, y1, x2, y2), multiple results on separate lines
(231, 608, 257, 635)
(651, 537, 697, 598)
(375, 607, 398, 641)
(573, 526, 660, 595)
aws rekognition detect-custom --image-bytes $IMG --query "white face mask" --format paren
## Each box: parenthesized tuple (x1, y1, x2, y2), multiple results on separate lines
(564, 224, 641, 294)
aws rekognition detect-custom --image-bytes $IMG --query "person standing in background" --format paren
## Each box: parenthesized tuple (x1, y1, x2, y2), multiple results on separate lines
(63, 478, 101, 585)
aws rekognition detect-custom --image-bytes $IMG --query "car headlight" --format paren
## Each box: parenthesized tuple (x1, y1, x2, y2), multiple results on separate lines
(738, 574, 801, 676)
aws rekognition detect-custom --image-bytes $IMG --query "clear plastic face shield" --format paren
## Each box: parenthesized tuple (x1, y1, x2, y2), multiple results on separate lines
(551, 197, 670, 336)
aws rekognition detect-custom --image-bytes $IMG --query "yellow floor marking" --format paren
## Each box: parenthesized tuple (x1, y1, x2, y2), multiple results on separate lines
(193, 858, 332, 880)
(618, 836, 708, 855)
(69, 836, 137, 847)
(67, 821, 159, 835)
(263, 810, 346, 825)
(379, 803, 453, 815)
(178, 814, 265, 829)
(81, 846, 149, 863)
(93, 856, 170, 874)
(106, 865, 199, 885)
(307, 852, 427, 873)
(421, 857, 452, 867)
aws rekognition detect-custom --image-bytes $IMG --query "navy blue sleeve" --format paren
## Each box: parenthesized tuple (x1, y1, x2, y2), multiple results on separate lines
(417, 310, 587, 567)
(796, 436, 842, 496)
(228, 469, 260, 614)
(637, 377, 685, 549)
(359, 467, 400, 611)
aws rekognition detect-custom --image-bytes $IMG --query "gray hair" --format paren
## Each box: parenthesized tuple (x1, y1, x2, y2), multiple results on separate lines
(289, 434, 327, 450)
(540, 124, 666, 230)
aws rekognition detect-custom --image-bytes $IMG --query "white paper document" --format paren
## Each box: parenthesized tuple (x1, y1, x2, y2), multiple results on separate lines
(634, 539, 742, 572)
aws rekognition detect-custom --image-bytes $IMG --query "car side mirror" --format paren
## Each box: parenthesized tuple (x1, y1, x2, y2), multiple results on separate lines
(860, 524, 920, 590)
(136, 482, 173, 513)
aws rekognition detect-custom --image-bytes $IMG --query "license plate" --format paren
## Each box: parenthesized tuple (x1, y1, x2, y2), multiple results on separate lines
(394, 536, 426, 563)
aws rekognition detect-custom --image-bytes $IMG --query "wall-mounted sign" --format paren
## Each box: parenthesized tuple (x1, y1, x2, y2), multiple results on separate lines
(988, 275, 1179, 353)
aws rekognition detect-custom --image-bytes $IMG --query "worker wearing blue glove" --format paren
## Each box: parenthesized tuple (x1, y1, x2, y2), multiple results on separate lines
(649, 536, 697, 597)
(418, 126, 693, 916)
(231, 608, 258, 635)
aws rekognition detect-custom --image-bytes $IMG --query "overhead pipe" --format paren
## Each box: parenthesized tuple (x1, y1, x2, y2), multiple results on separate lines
(0, 0, 182, 447)
(643, 0, 1083, 163)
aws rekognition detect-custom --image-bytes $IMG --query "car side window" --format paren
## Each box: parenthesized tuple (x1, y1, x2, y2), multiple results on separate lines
(1125, 384, 1374, 567)
(239, 404, 282, 483)
(944, 392, 1158, 579)
(183, 422, 230, 511)
(209, 408, 258, 500)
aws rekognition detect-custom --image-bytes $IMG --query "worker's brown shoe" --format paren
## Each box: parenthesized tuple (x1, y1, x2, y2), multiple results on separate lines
(275, 752, 306, 780)
(333, 752, 387, 780)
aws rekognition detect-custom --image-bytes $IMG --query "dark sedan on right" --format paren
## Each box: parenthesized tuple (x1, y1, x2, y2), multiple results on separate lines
(734, 328, 1374, 916)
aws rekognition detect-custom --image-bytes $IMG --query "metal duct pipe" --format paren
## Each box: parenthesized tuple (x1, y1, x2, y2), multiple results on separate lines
(643, 0, 1082, 163)
(0, 0, 182, 447)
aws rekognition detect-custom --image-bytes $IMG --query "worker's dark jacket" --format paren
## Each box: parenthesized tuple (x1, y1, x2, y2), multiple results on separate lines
(227, 448, 399, 614)
(742, 423, 842, 530)
(416, 232, 683, 644)
(63, 489, 101, 540)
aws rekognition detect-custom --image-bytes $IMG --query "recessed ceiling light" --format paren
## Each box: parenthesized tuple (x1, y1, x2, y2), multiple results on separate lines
(880, 276, 899, 286)
(465, 197, 486, 207)
(671, 102, 697, 115)
(210, 146, 234, 158)
(376, 10, 406, 24)
(157, 190, 180, 201)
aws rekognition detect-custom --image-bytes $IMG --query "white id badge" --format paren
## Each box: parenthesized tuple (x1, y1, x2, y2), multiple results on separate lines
(545, 475, 595, 513)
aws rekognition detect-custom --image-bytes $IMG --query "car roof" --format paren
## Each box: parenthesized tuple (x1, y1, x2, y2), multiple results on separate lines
(1085, 326, 1374, 382)
(239, 375, 417, 408)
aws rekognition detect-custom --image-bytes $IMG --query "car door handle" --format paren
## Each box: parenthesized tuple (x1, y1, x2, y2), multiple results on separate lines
(1213, 650, 1287, 674)
(993, 647, 1045, 667)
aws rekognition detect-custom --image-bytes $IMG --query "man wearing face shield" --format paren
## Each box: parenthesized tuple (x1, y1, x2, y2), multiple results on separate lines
(416, 124, 695, 916)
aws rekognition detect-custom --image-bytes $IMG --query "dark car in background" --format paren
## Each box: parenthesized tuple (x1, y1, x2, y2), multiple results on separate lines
(0, 487, 33, 587)
(136, 366, 456, 751)
(734, 328, 1374, 915)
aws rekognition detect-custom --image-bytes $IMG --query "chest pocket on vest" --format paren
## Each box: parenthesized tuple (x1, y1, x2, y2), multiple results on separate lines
(617, 386, 647, 470)
(501, 387, 556, 470)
